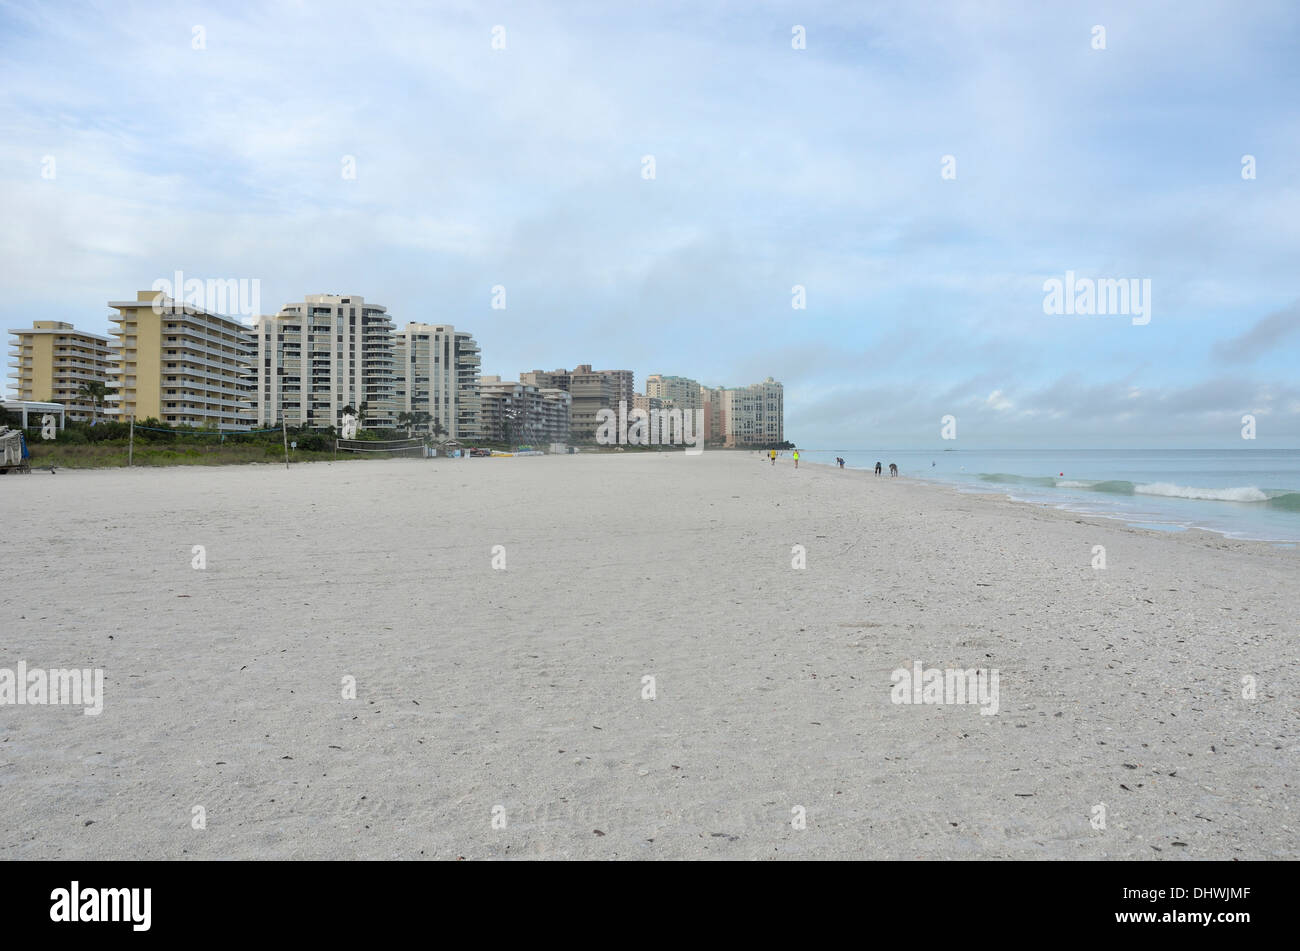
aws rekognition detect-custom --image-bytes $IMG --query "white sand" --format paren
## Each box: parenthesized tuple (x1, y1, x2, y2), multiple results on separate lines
(1, 452, 1295, 859)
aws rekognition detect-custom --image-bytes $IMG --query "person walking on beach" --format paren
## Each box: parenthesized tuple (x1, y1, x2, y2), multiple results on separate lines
(769, 448, 777, 466)
(792, 449, 799, 469)
(874, 461, 882, 476)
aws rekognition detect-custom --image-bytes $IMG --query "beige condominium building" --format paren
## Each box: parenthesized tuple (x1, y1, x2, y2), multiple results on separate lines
(8, 321, 113, 420)
(645, 374, 701, 413)
(632, 392, 662, 415)
(107, 291, 253, 429)
(392, 322, 482, 441)
(699, 385, 727, 445)
(249, 294, 396, 430)
(720, 377, 784, 447)
(522, 364, 633, 442)
(480, 376, 571, 445)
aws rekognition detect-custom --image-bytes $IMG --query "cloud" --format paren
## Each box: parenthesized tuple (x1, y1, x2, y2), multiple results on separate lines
(1212, 301, 1300, 363)
(787, 373, 1300, 446)
(2, 0, 1298, 448)
(984, 389, 1013, 411)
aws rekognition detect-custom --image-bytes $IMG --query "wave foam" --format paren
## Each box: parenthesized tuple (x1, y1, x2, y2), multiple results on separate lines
(1134, 482, 1269, 503)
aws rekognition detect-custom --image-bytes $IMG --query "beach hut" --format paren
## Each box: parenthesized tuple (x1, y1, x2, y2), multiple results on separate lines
(427, 438, 464, 458)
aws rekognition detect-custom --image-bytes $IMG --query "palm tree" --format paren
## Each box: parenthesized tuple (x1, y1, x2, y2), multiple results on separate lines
(397, 411, 414, 436)
(77, 380, 115, 422)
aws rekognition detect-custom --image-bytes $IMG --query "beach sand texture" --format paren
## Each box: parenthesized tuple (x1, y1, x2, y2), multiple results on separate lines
(1, 452, 1296, 859)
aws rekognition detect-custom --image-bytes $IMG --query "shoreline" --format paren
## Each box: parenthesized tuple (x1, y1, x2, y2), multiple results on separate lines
(15, 448, 1300, 553)
(806, 459, 1300, 548)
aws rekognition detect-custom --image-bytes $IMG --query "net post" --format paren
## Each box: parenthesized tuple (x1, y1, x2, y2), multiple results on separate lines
(128, 415, 134, 467)
(282, 417, 289, 470)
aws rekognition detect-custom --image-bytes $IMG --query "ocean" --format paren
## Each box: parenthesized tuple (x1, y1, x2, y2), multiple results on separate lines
(798, 448, 1300, 544)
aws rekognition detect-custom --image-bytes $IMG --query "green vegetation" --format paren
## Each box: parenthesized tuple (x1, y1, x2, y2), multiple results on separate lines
(76, 380, 116, 420)
(1, 412, 412, 469)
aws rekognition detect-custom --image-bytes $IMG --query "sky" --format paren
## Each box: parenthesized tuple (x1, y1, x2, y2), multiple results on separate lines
(2, 0, 1298, 448)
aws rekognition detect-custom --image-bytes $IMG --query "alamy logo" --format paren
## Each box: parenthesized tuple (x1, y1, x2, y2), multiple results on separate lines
(890, 661, 999, 715)
(1042, 270, 1150, 325)
(595, 401, 704, 454)
(0, 662, 104, 715)
(50, 882, 151, 931)
(151, 270, 260, 318)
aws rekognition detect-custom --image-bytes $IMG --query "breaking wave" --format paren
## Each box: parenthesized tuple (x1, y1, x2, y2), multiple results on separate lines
(976, 473, 1298, 507)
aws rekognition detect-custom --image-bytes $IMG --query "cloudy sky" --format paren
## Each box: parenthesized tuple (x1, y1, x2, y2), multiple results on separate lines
(2, 0, 1297, 447)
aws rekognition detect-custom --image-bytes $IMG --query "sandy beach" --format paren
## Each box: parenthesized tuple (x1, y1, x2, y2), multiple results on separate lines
(1, 452, 1295, 860)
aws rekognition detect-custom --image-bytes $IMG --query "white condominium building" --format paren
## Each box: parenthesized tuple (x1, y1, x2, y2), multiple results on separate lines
(249, 294, 396, 430)
(392, 322, 481, 441)
(454, 330, 482, 441)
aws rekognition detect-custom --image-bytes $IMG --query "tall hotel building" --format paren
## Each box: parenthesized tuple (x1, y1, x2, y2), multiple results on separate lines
(250, 294, 396, 430)
(7, 321, 113, 420)
(107, 291, 253, 429)
(392, 322, 482, 440)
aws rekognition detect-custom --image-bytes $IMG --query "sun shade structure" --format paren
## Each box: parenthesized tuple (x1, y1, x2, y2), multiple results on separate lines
(2, 400, 65, 431)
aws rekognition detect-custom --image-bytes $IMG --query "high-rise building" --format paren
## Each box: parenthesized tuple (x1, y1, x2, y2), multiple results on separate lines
(645, 374, 701, 413)
(7, 321, 113, 420)
(720, 377, 783, 447)
(107, 291, 253, 429)
(521, 364, 632, 442)
(538, 388, 571, 444)
(454, 331, 482, 441)
(567, 365, 615, 442)
(249, 294, 395, 430)
(392, 322, 479, 440)
(632, 392, 662, 415)
(699, 385, 727, 445)
(519, 368, 570, 391)
(480, 376, 570, 445)
(603, 368, 634, 411)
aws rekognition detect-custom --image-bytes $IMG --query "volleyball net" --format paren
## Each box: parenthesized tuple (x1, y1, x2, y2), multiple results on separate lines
(334, 437, 427, 458)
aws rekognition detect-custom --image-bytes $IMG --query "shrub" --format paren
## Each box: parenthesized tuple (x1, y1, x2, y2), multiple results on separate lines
(85, 421, 131, 442)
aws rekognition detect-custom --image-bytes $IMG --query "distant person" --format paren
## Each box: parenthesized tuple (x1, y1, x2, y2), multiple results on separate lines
(889, 463, 898, 477)
(792, 449, 799, 469)
(837, 456, 845, 468)
(769, 449, 776, 466)
(874, 461, 882, 477)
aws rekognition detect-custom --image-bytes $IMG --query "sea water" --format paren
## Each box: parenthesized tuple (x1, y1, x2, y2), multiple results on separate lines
(799, 448, 1300, 543)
